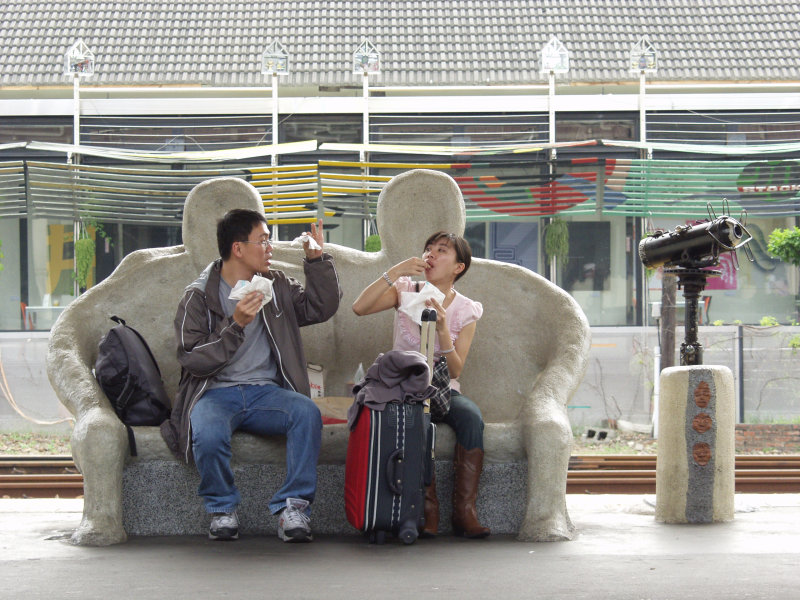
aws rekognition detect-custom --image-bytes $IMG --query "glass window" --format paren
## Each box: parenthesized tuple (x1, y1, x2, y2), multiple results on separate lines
(0, 117, 73, 145)
(371, 113, 549, 146)
(562, 222, 611, 292)
(0, 217, 23, 330)
(561, 217, 629, 326)
(647, 111, 800, 146)
(280, 114, 362, 145)
(556, 115, 636, 142)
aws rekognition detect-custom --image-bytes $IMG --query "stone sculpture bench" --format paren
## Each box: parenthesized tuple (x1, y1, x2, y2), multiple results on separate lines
(47, 171, 590, 545)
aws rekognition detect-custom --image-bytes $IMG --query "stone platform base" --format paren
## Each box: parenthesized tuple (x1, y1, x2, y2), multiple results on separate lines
(122, 461, 526, 537)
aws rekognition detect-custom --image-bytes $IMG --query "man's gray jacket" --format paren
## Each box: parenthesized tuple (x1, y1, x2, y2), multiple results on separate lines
(160, 254, 342, 463)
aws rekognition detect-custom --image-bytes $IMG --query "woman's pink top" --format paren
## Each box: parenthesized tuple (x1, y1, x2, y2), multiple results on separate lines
(392, 276, 483, 392)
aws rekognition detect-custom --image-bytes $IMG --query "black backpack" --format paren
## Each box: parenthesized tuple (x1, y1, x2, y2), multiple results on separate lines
(94, 316, 171, 455)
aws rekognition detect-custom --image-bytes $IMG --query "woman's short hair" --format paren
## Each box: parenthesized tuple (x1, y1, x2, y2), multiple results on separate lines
(217, 209, 268, 260)
(423, 231, 472, 281)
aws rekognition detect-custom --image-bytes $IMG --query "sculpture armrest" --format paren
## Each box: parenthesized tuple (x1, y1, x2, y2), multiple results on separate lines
(47, 322, 113, 421)
(524, 338, 590, 422)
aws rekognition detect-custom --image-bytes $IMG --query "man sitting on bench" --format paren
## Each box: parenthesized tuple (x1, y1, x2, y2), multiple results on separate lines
(160, 209, 341, 542)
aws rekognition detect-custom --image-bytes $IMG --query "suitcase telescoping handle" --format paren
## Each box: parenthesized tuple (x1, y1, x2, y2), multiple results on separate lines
(420, 308, 437, 386)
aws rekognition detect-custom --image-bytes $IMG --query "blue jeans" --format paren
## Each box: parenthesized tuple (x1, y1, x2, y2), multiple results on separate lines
(436, 390, 485, 451)
(190, 384, 322, 515)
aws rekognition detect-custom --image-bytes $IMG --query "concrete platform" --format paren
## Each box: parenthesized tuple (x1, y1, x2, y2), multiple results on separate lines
(2, 494, 799, 599)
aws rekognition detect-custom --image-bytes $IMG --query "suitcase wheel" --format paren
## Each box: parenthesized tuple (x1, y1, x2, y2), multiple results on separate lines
(368, 530, 387, 545)
(398, 520, 418, 545)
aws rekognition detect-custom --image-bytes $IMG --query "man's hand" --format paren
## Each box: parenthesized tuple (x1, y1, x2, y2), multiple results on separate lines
(232, 291, 264, 328)
(303, 219, 324, 260)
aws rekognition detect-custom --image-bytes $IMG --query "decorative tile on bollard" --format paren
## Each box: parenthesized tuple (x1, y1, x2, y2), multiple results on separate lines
(685, 371, 717, 522)
(656, 365, 735, 524)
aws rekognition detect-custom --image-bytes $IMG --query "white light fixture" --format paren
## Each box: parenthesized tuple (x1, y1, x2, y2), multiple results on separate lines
(64, 39, 95, 77)
(629, 36, 658, 73)
(262, 40, 289, 75)
(540, 36, 569, 74)
(353, 39, 380, 75)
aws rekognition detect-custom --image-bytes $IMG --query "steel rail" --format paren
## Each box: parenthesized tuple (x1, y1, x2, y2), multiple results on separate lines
(3, 455, 800, 498)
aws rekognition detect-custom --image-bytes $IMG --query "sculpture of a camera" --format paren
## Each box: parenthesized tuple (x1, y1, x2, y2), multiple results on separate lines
(638, 217, 749, 270)
(638, 207, 752, 365)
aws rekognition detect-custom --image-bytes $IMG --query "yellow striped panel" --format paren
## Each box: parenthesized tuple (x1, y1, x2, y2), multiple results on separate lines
(321, 186, 382, 195)
(319, 160, 454, 170)
(319, 173, 392, 182)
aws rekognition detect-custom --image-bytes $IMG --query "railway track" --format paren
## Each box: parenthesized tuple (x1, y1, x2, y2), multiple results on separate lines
(567, 455, 800, 494)
(2, 455, 800, 498)
(0, 456, 83, 499)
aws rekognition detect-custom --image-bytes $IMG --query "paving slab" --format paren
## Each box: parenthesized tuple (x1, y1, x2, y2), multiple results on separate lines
(1, 494, 799, 600)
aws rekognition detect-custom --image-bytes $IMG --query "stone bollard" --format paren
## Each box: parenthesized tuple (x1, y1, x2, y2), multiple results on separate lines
(656, 365, 735, 523)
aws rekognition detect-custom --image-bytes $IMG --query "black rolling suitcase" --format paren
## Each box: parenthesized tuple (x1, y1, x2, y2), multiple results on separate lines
(344, 308, 437, 544)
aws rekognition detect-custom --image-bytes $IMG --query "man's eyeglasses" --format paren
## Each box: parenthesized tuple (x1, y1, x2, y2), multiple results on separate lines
(240, 239, 272, 250)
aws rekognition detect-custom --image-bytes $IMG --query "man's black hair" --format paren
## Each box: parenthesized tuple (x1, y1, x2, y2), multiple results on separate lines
(217, 209, 268, 260)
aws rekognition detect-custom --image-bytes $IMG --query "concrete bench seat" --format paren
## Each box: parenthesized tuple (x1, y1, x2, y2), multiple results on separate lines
(122, 421, 528, 536)
(48, 171, 591, 545)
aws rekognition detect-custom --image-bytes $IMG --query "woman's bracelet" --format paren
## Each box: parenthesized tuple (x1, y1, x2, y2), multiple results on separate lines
(438, 347, 455, 354)
(382, 272, 394, 286)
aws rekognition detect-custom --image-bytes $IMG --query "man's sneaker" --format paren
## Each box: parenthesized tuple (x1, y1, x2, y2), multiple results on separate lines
(209, 511, 239, 541)
(277, 498, 313, 543)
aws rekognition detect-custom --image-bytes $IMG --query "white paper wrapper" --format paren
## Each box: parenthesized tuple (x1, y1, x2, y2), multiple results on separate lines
(398, 281, 445, 325)
(228, 275, 274, 308)
(291, 234, 322, 251)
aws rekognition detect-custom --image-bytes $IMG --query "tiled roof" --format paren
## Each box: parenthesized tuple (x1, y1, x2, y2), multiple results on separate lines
(1, 0, 799, 88)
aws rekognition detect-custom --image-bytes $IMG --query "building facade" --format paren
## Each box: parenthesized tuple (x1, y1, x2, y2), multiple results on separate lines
(2, 1, 800, 332)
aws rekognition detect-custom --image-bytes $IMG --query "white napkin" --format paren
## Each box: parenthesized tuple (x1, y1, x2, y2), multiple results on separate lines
(229, 275, 274, 308)
(398, 281, 445, 325)
(291, 234, 322, 251)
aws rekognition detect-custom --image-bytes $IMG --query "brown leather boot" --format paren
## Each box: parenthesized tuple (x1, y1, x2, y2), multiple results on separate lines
(420, 473, 439, 538)
(452, 444, 490, 538)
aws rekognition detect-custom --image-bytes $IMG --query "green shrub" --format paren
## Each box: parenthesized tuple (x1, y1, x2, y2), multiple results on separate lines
(767, 226, 800, 267)
(364, 234, 381, 252)
(760, 315, 780, 327)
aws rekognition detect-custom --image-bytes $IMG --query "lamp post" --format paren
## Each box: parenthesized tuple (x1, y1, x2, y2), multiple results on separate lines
(261, 40, 289, 168)
(261, 41, 289, 239)
(629, 36, 657, 157)
(64, 40, 94, 296)
(353, 40, 380, 242)
(64, 40, 94, 161)
(630, 36, 660, 431)
(539, 36, 569, 161)
(540, 37, 569, 282)
(353, 39, 380, 163)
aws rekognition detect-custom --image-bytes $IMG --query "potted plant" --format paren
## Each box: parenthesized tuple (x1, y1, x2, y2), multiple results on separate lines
(544, 216, 569, 279)
(73, 217, 112, 293)
(74, 232, 95, 292)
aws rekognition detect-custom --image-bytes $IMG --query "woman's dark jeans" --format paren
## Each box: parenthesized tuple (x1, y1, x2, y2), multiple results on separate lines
(435, 390, 484, 451)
